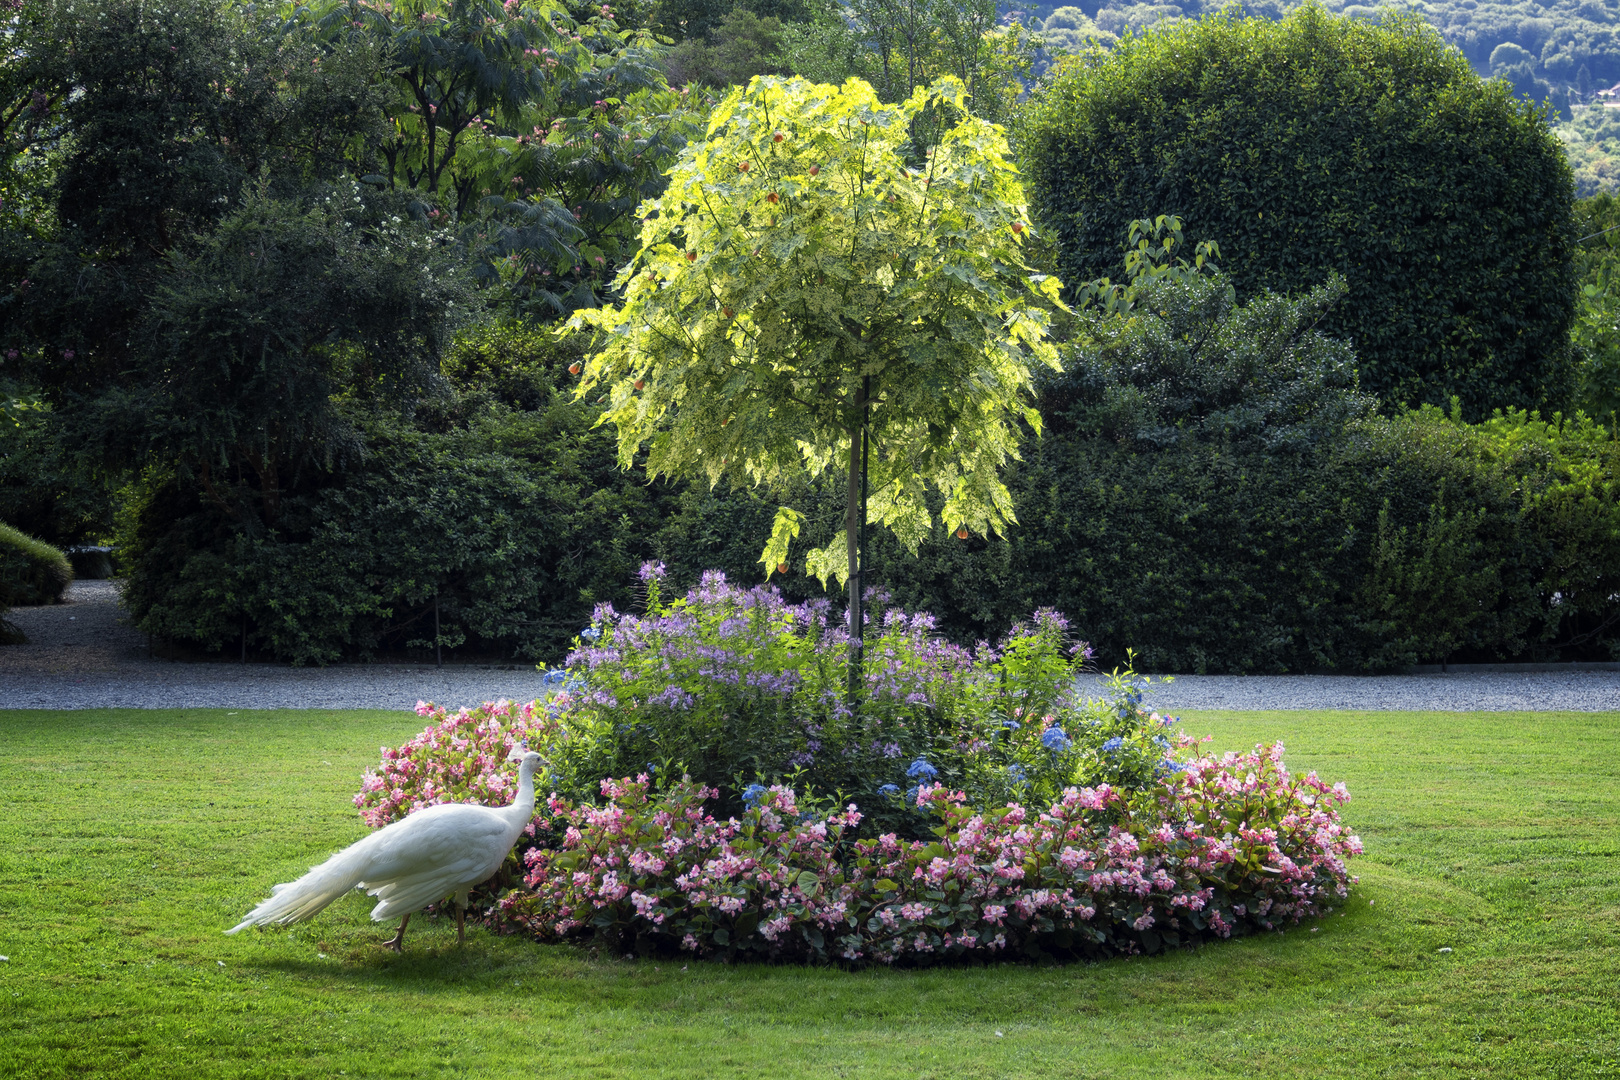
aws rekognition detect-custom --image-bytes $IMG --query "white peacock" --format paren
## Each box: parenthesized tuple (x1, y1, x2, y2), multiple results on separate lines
(228, 744, 545, 951)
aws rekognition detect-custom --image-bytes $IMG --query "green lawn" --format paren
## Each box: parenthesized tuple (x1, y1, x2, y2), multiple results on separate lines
(0, 706, 1616, 1079)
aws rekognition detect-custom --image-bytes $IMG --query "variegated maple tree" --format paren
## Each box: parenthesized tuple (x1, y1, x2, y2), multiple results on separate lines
(566, 74, 1064, 658)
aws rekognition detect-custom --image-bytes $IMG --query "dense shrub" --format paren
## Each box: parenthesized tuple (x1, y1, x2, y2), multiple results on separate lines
(666, 270, 1620, 671)
(1009, 268, 1620, 672)
(115, 321, 1028, 665)
(1018, 5, 1577, 419)
(1571, 192, 1620, 422)
(1441, 407, 1620, 658)
(1017, 392, 1620, 671)
(0, 522, 72, 607)
(116, 293, 1620, 671)
(118, 406, 678, 665)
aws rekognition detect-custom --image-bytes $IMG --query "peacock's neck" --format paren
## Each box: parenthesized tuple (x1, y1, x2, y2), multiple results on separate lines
(507, 759, 538, 830)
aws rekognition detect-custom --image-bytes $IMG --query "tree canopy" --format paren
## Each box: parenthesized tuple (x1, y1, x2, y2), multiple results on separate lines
(567, 74, 1065, 598)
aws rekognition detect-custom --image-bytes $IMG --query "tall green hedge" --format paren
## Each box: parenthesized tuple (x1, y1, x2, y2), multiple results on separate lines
(1017, 4, 1578, 421)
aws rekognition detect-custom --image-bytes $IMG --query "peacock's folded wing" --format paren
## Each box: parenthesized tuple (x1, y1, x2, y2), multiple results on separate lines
(355, 802, 518, 921)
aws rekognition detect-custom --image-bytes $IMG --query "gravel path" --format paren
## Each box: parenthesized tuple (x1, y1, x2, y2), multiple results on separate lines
(3, 581, 1619, 712)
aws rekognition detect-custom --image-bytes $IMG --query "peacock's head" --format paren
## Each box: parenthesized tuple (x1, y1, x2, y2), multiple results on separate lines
(514, 740, 547, 771)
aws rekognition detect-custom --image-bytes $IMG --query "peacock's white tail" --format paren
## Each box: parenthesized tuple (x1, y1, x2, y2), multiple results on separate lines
(225, 830, 386, 934)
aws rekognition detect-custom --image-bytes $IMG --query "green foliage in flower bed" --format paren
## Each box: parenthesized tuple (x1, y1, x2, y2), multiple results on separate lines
(352, 567, 1359, 966)
(357, 569, 1177, 830)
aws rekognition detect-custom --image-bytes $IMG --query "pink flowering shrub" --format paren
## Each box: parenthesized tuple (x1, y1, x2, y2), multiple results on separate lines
(353, 698, 557, 828)
(498, 741, 1361, 964)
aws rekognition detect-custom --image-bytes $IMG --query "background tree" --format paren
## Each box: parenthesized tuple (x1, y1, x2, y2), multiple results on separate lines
(1038, 5, 1116, 55)
(1019, 5, 1578, 421)
(1, 0, 389, 400)
(779, 0, 1034, 123)
(126, 182, 473, 527)
(567, 75, 1064, 694)
(664, 7, 789, 89)
(1571, 191, 1620, 423)
(294, 0, 697, 318)
(0, 0, 713, 659)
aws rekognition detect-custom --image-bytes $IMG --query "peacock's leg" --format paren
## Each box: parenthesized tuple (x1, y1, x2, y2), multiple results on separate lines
(382, 912, 410, 952)
(455, 889, 471, 946)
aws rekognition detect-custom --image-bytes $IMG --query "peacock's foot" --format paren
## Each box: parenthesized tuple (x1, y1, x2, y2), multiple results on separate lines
(381, 913, 409, 952)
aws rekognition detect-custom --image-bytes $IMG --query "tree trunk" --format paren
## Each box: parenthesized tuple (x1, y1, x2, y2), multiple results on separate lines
(845, 378, 870, 708)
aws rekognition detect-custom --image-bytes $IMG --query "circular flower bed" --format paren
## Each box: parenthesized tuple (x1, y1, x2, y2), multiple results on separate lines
(354, 567, 1362, 964)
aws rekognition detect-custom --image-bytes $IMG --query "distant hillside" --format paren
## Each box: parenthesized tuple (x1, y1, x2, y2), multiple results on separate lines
(1558, 104, 1620, 193)
(1013, 0, 1620, 94)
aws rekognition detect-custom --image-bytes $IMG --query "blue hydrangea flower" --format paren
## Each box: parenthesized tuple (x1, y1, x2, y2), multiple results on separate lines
(541, 668, 568, 686)
(877, 783, 900, 798)
(1005, 763, 1028, 785)
(904, 784, 919, 805)
(1101, 736, 1125, 753)
(741, 783, 767, 808)
(1152, 733, 1170, 750)
(1160, 758, 1187, 774)
(580, 627, 602, 643)
(906, 758, 938, 780)
(1003, 718, 1021, 731)
(1041, 727, 1073, 752)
